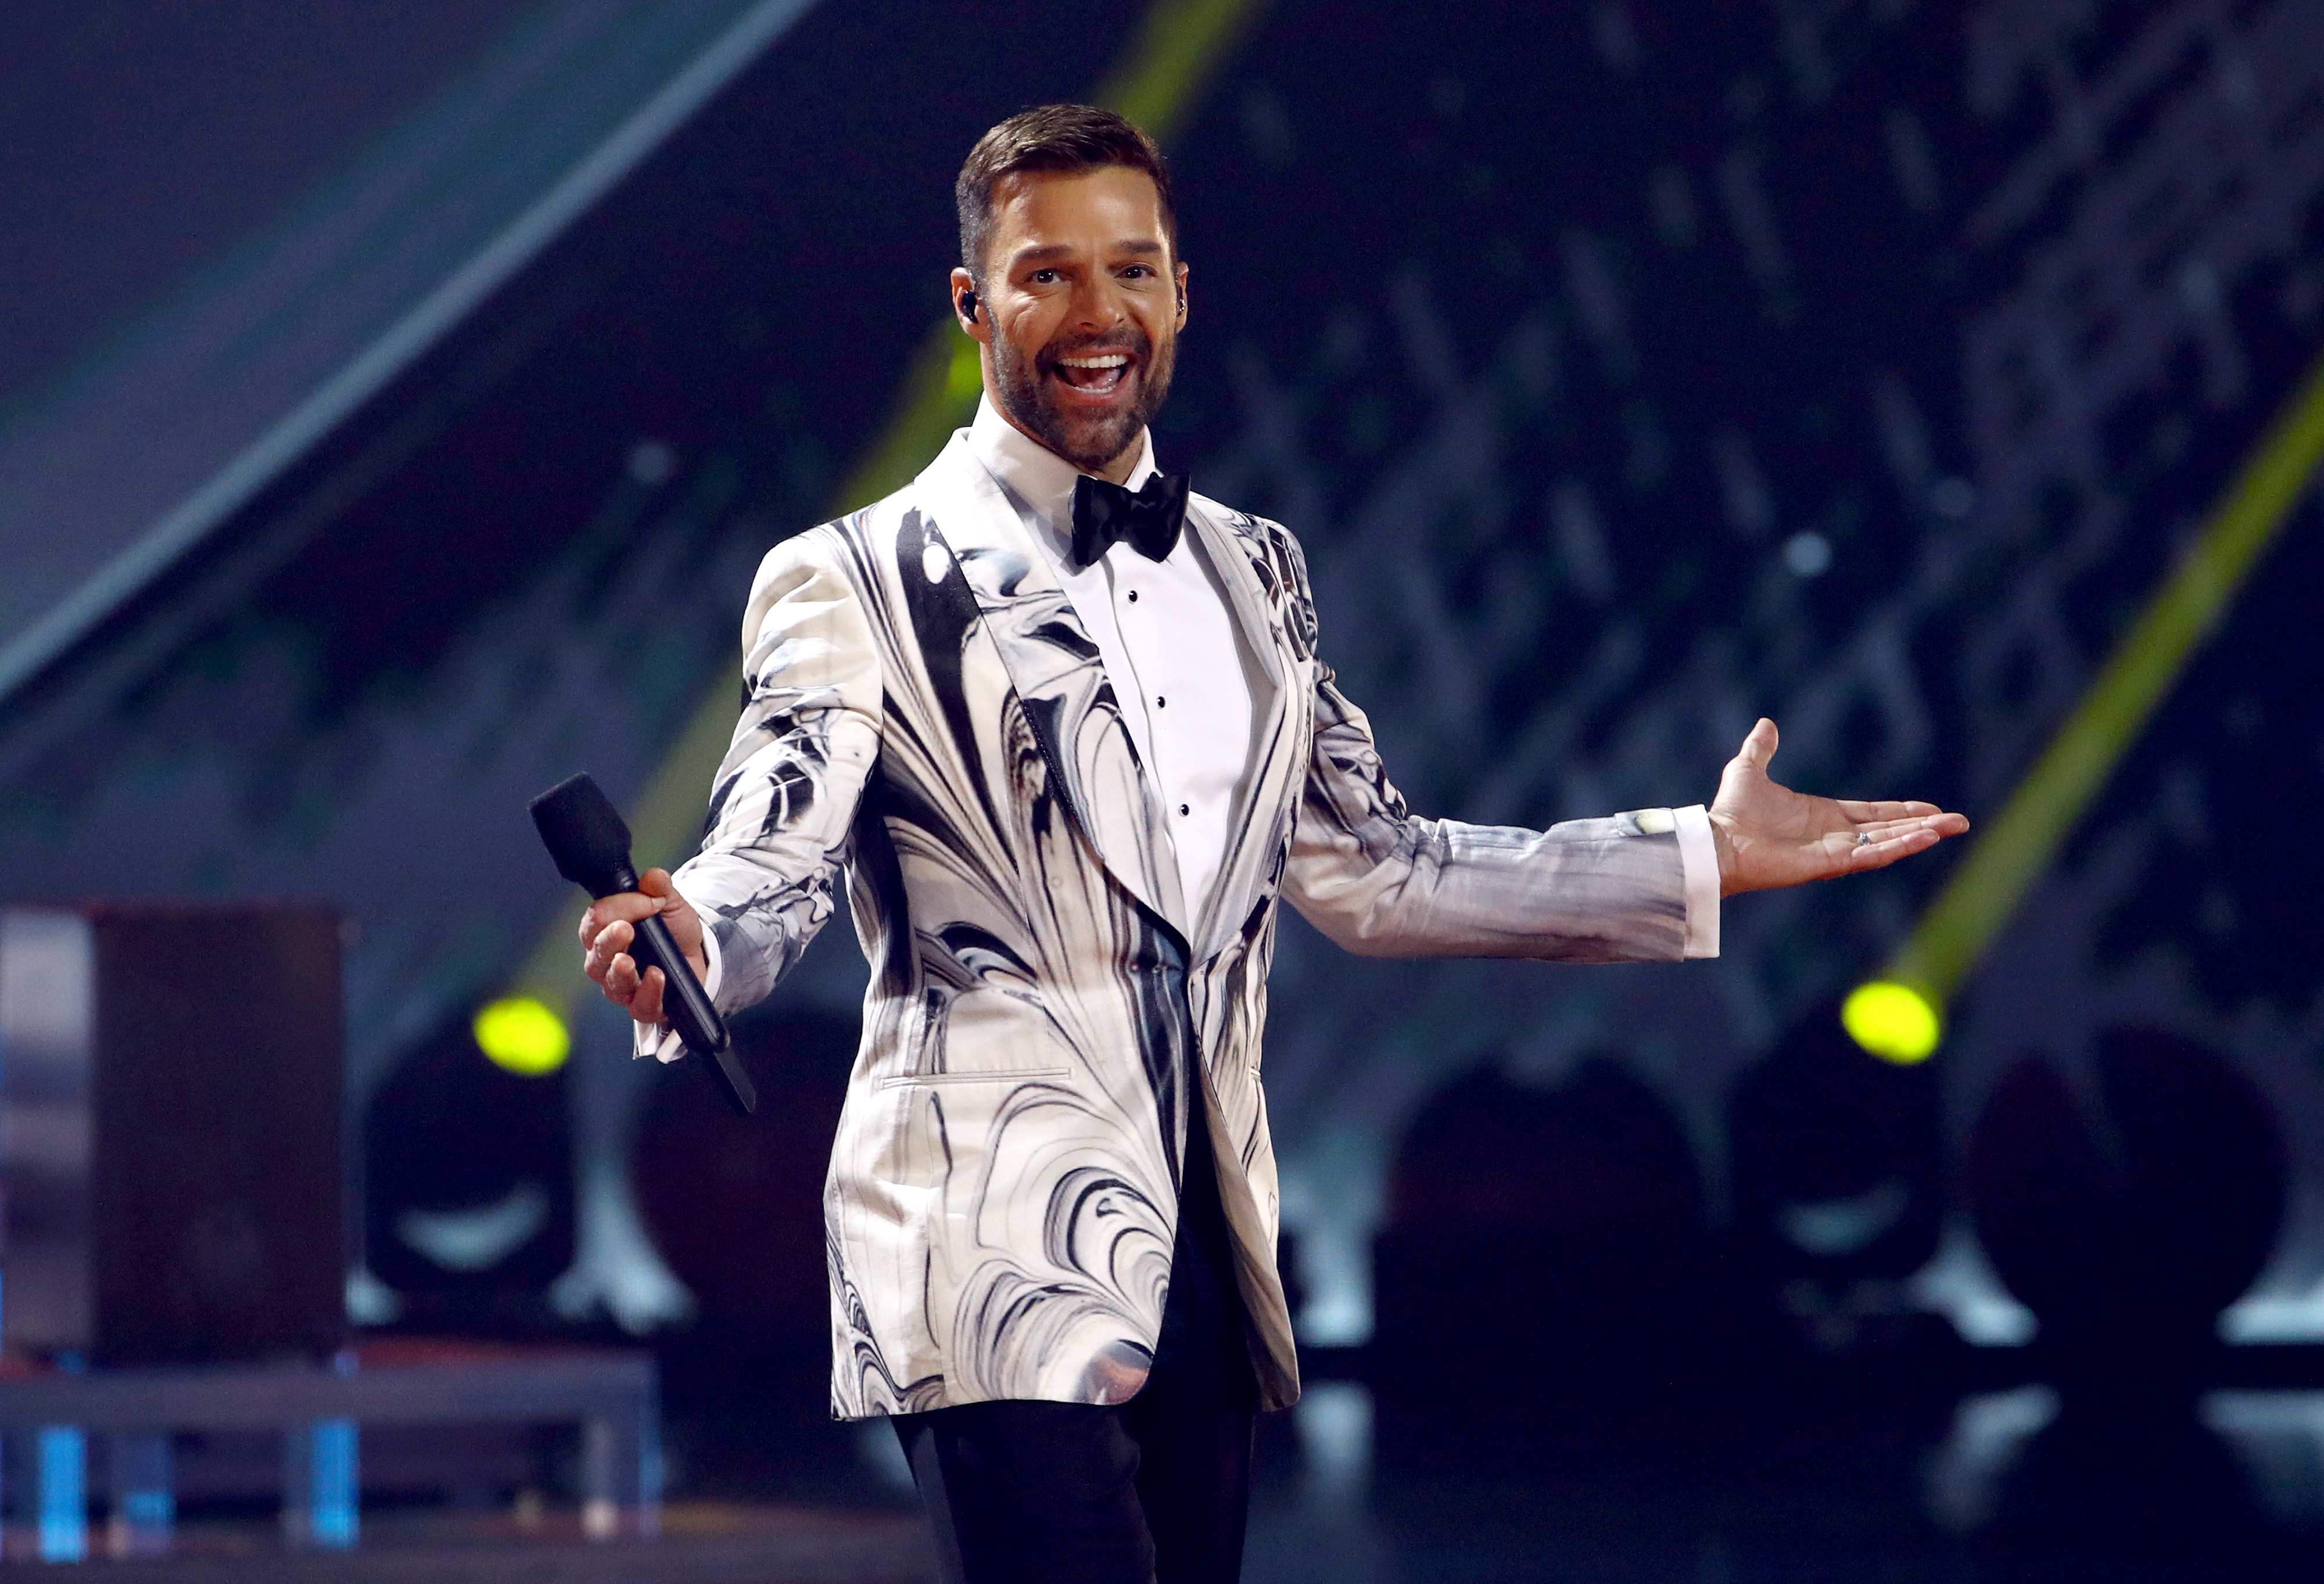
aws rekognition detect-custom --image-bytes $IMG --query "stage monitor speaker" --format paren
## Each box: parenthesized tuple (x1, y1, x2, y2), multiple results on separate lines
(0, 902, 346, 1364)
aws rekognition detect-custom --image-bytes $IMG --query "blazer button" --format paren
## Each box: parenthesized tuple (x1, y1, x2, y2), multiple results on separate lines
(1156, 696, 1166, 708)
(1179, 803, 1190, 816)
(1127, 590, 1139, 602)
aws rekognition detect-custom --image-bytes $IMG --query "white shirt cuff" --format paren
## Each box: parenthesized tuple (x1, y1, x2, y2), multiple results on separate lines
(634, 1019, 686, 1064)
(629, 883, 722, 1064)
(1672, 803, 1721, 960)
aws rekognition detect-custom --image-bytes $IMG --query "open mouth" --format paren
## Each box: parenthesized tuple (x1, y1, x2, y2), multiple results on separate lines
(1052, 351, 1133, 397)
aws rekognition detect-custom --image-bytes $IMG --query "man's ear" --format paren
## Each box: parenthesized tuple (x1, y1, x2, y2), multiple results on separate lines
(1173, 261, 1190, 331)
(949, 265, 990, 342)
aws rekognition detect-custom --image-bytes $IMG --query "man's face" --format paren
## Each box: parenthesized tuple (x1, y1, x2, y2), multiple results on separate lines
(953, 164, 1188, 480)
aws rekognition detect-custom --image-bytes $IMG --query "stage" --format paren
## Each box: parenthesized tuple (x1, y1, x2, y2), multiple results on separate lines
(12, 1508, 930, 1584)
(16, 1357, 2323, 1583)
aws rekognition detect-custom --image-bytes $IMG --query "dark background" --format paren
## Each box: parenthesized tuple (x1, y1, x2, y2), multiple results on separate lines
(2, 0, 2321, 1575)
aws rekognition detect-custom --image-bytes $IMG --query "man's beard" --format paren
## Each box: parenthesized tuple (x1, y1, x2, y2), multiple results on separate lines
(991, 324, 1175, 473)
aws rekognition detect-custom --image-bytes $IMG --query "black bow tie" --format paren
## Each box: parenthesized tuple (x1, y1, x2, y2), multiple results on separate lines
(1069, 472, 1189, 570)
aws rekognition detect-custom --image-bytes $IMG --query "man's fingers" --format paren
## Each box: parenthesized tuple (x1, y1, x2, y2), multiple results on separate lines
(1841, 813, 1972, 867)
(579, 870, 698, 1025)
(630, 964, 666, 1024)
(640, 868, 695, 922)
(1848, 813, 1966, 841)
(1848, 827, 1942, 870)
(1857, 811, 1968, 839)
(632, 865, 707, 976)
(1832, 800, 1970, 836)
(1834, 798, 1941, 821)
(599, 950, 668, 1023)
(584, 917, 634, 985)
(581, 891, 658, 949)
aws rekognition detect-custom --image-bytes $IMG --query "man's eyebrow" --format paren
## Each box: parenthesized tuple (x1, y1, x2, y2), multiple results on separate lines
(1007, 239, 1168, 265)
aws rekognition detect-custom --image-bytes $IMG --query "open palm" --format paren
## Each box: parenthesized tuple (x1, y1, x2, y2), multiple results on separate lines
(1708, 719, 1969, 897)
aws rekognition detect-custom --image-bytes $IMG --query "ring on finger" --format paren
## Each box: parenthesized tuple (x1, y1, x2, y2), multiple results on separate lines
(1854, 831, 1870, 847)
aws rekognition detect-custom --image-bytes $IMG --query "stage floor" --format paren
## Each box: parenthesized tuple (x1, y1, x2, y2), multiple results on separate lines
(24, 1503, 930, 1582)
(29, 1366, 2324, 1582)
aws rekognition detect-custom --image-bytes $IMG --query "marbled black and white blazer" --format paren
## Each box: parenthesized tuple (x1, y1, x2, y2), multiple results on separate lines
(672, 429, 1691, 1419)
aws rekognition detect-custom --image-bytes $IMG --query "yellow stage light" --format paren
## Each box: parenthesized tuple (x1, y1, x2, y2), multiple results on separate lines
(474, 996, 570, 1076)
(946, 339, 984, 402)
(1842, 981, 1941, 1065)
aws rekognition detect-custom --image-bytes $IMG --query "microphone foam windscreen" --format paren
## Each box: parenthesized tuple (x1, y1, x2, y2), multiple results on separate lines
(530, 773, 634, 891)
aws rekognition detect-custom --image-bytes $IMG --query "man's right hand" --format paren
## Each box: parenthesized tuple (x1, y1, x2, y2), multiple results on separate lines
(580, 867, 709, 1026)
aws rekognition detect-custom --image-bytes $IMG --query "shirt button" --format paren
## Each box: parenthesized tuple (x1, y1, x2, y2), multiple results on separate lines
(1126, 590, 1139, 602)
(1178, 803, 1190, 816)
(1156, 696, 1166, 708)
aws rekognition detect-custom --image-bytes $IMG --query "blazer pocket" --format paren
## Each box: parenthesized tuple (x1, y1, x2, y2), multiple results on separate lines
(879, 1066, 1071, 1090)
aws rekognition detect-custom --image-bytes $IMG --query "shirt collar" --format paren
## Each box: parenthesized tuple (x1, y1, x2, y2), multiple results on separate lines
(969, 394, 1158, 558)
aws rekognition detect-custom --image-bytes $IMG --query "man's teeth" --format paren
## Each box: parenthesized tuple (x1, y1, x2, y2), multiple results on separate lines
(1055, 353, 1130, 392)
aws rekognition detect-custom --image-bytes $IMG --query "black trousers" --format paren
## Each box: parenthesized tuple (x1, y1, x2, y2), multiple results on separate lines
(892, 1095, 1259, 1584)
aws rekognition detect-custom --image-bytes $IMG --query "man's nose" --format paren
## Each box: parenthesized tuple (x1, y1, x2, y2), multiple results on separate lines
(1066, 271, 1129, 329)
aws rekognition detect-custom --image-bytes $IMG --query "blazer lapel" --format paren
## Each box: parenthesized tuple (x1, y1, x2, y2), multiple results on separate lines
(1183, 500, 1303, 962)
(915, 434, 1191, 936)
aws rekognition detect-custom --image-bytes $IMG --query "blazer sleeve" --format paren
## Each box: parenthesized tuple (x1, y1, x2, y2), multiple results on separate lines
(1276, 534, 1690, 965)
(669, 524, 884, 1015)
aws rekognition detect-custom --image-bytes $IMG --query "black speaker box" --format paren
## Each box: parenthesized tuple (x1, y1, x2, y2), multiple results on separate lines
(0, 902, 346, 1364)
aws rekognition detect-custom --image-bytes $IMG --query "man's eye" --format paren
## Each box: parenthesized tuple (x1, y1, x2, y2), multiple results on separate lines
(1031, 269, 1059, 283)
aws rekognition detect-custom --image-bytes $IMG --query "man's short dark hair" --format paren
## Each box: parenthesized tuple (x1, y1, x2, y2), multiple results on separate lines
(956, 105, 1176, 283)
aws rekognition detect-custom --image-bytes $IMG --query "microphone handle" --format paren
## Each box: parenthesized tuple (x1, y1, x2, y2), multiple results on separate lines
(609, 870, 756, 1117)
(629, 911, 725, 1052)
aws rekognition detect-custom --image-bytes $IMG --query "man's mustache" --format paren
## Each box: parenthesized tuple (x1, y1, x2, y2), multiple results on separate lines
(1037, 332, 1150, 369)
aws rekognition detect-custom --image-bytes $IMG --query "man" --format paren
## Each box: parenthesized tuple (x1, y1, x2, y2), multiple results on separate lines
(580, 105, 1966, 1583)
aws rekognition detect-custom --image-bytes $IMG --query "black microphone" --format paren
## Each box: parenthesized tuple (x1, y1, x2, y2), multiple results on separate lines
(529, 773, 755, 1116)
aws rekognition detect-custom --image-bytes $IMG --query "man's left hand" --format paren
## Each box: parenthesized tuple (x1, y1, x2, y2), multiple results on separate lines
(1708, 718, 1969, 897)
